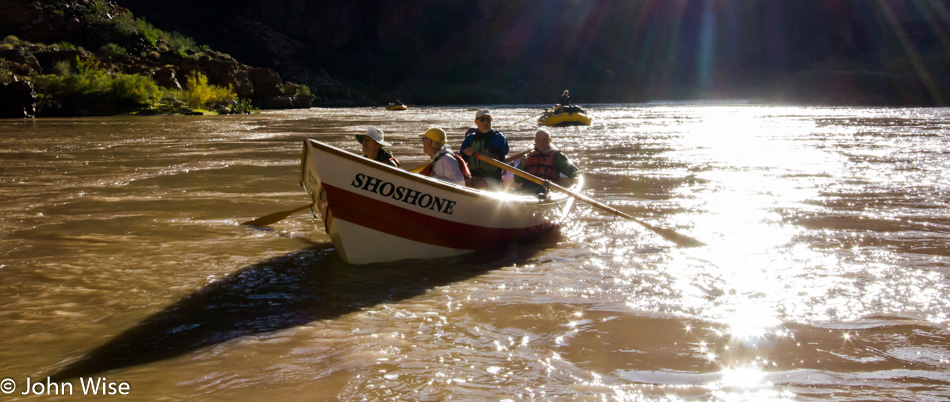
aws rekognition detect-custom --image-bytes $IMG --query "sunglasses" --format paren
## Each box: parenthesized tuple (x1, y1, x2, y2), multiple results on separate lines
(478, 117, 492, 122)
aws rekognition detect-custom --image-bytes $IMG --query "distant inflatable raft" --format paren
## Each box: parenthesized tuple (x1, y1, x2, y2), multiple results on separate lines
(386, 104, 408, 111)
(538, 105, 592, 126)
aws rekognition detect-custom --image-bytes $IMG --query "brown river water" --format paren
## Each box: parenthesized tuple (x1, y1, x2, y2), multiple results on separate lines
(1, 105, 949, 400)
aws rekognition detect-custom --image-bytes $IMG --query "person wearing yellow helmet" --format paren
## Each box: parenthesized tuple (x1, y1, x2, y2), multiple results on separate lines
(419, 127, 471, 186)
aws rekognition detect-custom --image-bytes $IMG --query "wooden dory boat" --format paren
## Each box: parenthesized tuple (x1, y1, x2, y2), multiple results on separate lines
(300, 139, 582, 264)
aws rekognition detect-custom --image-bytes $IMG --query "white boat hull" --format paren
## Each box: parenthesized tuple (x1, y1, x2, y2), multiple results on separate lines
(300, 140, 581, 264)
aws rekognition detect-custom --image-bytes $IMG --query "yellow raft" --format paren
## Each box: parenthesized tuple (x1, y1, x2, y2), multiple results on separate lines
(385, 104, 408, 111)
(538, 105, 592, 126)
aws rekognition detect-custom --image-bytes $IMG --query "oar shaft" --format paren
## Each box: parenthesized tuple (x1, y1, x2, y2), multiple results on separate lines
(504, 149, 530, 163)
(473, 153, 705, 247)
(516, 112, 544, 124)
(408, 149, 528, 175)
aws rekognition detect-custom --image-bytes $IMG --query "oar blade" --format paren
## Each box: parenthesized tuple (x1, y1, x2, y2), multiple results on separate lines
(242, 204, 311, 227)
(651, 226, 706, 248)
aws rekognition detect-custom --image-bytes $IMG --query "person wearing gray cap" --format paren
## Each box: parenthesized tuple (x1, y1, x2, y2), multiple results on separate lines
(356, 127, 400, 167)
(460, 109, 509, 189)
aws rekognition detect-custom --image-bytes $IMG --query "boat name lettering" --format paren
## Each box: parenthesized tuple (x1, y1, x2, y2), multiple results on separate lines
(351, 173, 457, 215)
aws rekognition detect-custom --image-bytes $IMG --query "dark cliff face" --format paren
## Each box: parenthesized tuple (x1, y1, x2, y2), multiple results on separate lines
(115, 0, 950, 105)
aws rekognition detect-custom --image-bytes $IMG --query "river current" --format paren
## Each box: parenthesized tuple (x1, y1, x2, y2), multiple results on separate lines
(1, 105, 948, 400)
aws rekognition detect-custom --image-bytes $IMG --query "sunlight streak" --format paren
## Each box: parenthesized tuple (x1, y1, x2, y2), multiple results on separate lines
(876, 0, 946, 104)
(697, 0, 715, 91)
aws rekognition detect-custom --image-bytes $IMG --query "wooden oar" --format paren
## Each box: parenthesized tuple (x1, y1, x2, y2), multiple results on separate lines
(242, 203, 311, 227)
(504, 149, 531, 163)
(408, 149, 529, 174)
(515, 112, 545, 124)
(473, 153, 706, 247)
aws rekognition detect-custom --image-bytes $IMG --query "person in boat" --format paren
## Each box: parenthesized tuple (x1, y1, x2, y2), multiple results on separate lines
(560, 90, 571, 106)
(419, 127, 471, 186)
(356, 127, 400, 167)
(515, 128, 579, 195)
(460, 109, 509, 190)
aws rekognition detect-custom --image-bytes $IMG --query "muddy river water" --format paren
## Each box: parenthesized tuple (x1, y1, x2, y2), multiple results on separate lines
(1, 105, 948, 400)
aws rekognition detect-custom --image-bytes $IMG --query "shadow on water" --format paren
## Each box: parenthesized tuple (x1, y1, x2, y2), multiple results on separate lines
(49, 236, 554, 380)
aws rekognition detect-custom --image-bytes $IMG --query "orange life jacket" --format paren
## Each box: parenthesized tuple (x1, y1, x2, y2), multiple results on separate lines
(524, 149, 560, 181)
(421, 151, 472, 183)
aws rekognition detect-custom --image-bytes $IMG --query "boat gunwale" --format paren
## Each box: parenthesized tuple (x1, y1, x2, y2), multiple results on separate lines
(539, 111, 592, 126)
(304, 139, 577, 206)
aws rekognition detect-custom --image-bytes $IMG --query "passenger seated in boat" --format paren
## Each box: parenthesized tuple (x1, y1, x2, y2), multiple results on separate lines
(560, 90, 571, 106)
(550, 104, 581, 116)
(515, 128, 579, 195)
(356, 127, 400, 167)
(418, 127, 471, 186)
(460, 109, 509, 190)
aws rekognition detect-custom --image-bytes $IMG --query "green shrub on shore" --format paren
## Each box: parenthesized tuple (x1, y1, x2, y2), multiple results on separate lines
(84, 0, 112, 24)
(165, 32, 197, 58)
(112, 73, 161, 106)
(100, 43, 127, 58)
(2, 35, 21, 46)
(33, 57, 160, 110)
(83, 1, 204, 57)
(31, 56, 241, 115)
(52, 60, 71, 76)
(53, 42, 77, 51)
(179, 71, 236, 109)
(113, 11, 164, 48)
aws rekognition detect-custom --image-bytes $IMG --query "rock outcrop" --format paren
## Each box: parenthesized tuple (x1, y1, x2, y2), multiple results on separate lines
(0, 80, 36, 118)
(0, 0, 316, 117)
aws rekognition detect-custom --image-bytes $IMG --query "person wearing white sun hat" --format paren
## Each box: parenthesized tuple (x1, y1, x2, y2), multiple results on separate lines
(356, 127, 399, 167)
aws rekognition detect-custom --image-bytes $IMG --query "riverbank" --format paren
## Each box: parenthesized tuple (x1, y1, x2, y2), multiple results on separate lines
(0, 0, 314, 118)
(4, 0, 949, 118)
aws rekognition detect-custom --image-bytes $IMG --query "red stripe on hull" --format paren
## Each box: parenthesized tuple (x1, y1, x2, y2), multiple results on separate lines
(323, 184, 554, 250)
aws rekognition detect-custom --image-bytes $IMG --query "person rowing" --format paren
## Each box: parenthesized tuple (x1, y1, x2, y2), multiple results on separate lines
(515, 128, 579, 195)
